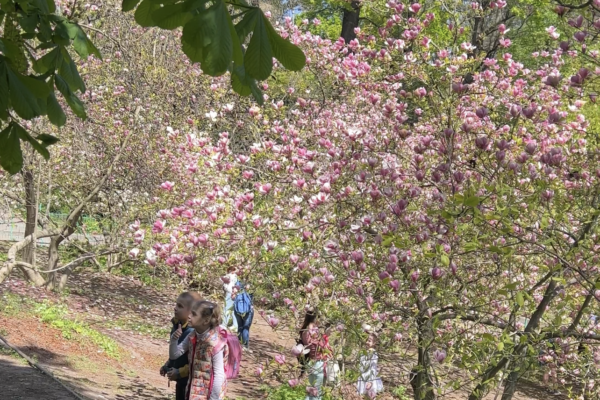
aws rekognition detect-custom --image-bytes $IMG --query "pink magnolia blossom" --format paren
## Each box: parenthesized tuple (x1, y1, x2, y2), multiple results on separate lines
(160, 181, 174, 191)
(274, 354, 286, 364)
(433, 349, 447, 363)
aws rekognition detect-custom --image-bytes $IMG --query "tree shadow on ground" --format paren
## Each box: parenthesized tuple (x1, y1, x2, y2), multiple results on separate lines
(114, 372, 171, 400)
(0, 350, 77, 400)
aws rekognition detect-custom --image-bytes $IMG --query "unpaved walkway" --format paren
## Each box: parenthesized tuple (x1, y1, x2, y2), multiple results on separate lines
(0, 269, 566, 400)
(0, 350, 77, 400)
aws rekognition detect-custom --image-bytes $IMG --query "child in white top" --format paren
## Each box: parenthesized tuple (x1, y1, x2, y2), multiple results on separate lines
(356, 333, 384, 398)
(222, 267, 238, 332)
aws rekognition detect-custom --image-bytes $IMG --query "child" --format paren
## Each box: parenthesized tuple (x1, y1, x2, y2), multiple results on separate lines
(233, 279, 254, 350)
(160, 292, 200, 400)
(170, 300, 228, 400)
(222, 267, 238, 333)
(356, 333, 384, 398)
(300, 309, 331, 400)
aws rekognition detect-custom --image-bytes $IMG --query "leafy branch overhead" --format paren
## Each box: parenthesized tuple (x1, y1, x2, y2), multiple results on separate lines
(0, 0, 306, 176)
(0, 0, 100, 174)
(123, 0, 307, 104)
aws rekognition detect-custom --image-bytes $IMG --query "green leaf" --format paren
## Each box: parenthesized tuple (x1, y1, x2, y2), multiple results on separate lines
(58, 47, 85, 92)
(516, 292, 524, 307)
(464, 242, 478, 252)
(226, 6, 243, 67)
(464, 196, 482, 207)
(230, 64, 263, 104)
(16, 73, 51, 98)
(234, 8, 258, 42)
(7, 68, 44, 119)
(0, 62, 9, 120)
(381, 235, 393, 248)
(14, 123, 49, 160)
(152, 3, 191, 29)
(489, 245, 503, 254)
(227, 0, 251, 7)
(1, 38, 29, 72)
(181, 39, 203, 63)
(33, 47, 61, 74)
(482, 333, 494, 341)
(20, 13, 38, 33)
(263, 15, 305, 71)
(16, 0, 30, 12)
(46, 91, 66, 126)
(181, 0, 232, 76)
(440, 254, 450, 266)
(37, 133, 59, 146)
(497, 342, 504, 351)
(55, 74, 86, 118)
(244, 12, 272, 80)
(231, 66, 251, 95)
(553, 314, 562, 326)
(0, 124, 23, 174)
(72, 24, 101, 59)
(134, 0, 161, 27)
(30, 0, 49, 12)
(122, 0, 142, 11)
(182, 0, 210, 12)
(249, 80, 263, 105)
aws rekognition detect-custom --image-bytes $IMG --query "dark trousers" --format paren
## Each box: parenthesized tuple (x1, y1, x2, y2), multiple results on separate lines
(176, 377, 188, 400)
(235, 308, 254, 347)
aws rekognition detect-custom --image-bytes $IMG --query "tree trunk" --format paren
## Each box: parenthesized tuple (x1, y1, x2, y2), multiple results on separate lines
(22, 169, 36, 266)
(340, 0, 360, 44)
(410, 322, 436, 400)
(469, 280, 559, 400)
(500, 370, 520, 400)
(45, 235, 63, 290)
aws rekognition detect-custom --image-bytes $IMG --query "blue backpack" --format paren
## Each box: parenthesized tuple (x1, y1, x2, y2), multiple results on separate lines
(234, 290, 252, 316)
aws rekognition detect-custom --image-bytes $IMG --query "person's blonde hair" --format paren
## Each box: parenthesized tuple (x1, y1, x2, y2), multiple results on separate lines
(192, 300, 222, 329)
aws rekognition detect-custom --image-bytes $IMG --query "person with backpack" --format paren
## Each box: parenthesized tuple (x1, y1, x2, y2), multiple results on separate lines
(233, 280, 254, 351)
(169, 300, 242, 399)
(299, 309, 332, 400)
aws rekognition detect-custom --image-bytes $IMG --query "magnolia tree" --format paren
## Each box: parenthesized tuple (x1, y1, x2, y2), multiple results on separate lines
(0, 5, 257, 288)
(132, 4, 600, 400)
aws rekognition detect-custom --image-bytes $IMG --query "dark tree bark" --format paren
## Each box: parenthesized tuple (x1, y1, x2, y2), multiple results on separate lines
(410, 319, 436, 400)
(340, 0, 361, 44)
(22, 168, 36, 266)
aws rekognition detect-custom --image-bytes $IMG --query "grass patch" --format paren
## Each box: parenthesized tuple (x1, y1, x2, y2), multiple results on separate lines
(260, 383, 336, 400)
(33, 302, 121, 360)
(0, 292, 29, 316)
(391, 385, 412, 400)
(0, 344, 28, 365)
(0, 293, 121, 360)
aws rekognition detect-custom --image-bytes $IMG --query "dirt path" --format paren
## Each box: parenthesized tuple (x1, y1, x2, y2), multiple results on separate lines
(0, 270, 566, 400)
(0, 349, 77, 400)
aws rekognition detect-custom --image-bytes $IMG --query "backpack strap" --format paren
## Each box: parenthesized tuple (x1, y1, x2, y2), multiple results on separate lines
(208, 329, 228, 397)
(211, 328, 228, 356)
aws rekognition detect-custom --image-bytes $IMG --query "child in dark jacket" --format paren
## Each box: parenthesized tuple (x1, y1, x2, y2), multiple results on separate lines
(160, 292, 201, 400)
